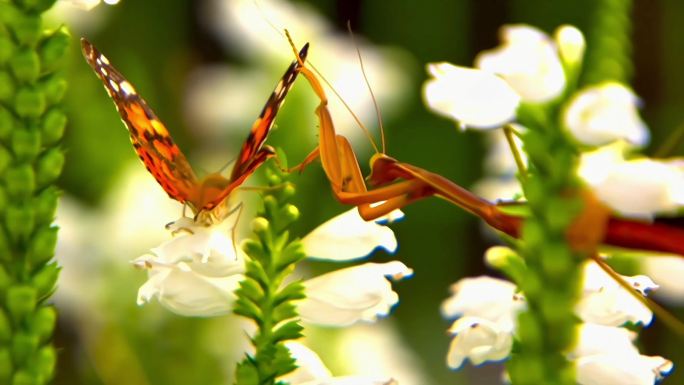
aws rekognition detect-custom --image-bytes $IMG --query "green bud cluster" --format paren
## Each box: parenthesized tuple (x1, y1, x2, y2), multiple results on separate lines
(234, 162, 307, 385)
(506, 106, 585, 385)
(582, 0, 634, 85)
(0, 1, 66, 384)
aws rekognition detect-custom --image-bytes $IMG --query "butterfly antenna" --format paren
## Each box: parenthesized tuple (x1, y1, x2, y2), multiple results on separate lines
(591, 254, 684, 337)
(347, 21, 386, 154)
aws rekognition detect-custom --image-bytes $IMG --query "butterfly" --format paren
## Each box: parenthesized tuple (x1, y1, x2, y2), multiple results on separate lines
(81, 38, 309, 220)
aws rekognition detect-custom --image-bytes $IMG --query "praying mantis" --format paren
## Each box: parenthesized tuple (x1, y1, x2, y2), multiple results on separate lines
(282, 31, 684, 334)
(282, 32, 684, 258)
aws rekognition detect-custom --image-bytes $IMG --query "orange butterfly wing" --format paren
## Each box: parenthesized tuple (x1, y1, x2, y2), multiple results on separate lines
(82, 39, 309, 213)
(81, 39, 199, 205)
(230, 43, 309, 181)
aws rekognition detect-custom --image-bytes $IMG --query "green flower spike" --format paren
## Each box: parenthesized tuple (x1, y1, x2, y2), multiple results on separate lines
(0, 1, 67, 384)
(234, 161, 307, 385)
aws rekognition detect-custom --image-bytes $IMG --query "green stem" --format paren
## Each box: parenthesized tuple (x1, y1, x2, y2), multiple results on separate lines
(581, 0, 634, 85)
(0, 1, 67, 384)
(234, 164, 306, 385)
(507, 110, 584, 385)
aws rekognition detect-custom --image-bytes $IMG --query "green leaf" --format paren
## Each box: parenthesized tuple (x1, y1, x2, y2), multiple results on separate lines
(271, 321, 303, 343)
(273, 282, 305, 306)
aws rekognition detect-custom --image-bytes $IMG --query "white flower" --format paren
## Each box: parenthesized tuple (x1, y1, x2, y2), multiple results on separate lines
(133, 216, 245, 317)
(576, 354, 672, 385)
(572, 323, 639, 358)
(564, 82, 649, 147)
(446, 316, 514, 369)
(578, 260, 657, 327)
(302, 208, 403, 261)
(282, 342, 397, 385)
(476, 24, 566, 102)
(423, 63, 520, 129)
(423, 24, 582, 129)
(642, 255, 684, 303)
(442, 249, 665, 375)
(298, 262, 413, 327)
(441, 275, 524, 332)
(578, 143, 684, 218)
(58, 0, 118, 10)
(135, 206, 411, 326)
(573, 323, 673, 385)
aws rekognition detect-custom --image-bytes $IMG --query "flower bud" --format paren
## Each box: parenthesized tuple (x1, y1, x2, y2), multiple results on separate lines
(0, 36, 14, 65)
(30, 307, 55, 343)
(35, 345, 56, 380)
(0, 71, 14, 103)
(12, 332, 38, 366)
(6, 286, 36, 322)
(11, 128, 40, 161)
(280, 204, 299, 223)
(0, 107, 14, 141)
(35, 148, 64, 187)
(6, 165, 35, 198)
(5, 205, 34, 241)
(0, 348, 11, 383)
(251, 217, 269, 234)
(8, 12, 41, 46)
(40, 75, 67, 105)
(16, 0, 58, 12)
(33, 187, 58, 225)
(31, 263, 59, 299)
(39, 27, 69, 72)
(9, 49, 39, 83)
(41, 108, 66, 146)
(0, 145, 11, 176)
(27, 226, 57, 268)
(555, 25, 585, 70)
(15, 87, 46, 118)
(12, 370, 37, 385)
(0, 309, 11, 343)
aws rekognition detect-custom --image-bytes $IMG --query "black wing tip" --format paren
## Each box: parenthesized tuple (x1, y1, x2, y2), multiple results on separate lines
(80, 37, 98, 61)
(299, 43, 310, 61)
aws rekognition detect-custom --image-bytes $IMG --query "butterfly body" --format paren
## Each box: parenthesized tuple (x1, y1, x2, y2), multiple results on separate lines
(81, 39, 308, 220)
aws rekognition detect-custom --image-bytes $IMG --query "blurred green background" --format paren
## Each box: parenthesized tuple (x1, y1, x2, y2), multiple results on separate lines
(48, 0, 684, 384)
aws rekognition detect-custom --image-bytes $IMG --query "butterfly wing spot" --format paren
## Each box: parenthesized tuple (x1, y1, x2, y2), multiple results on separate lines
(108, 79, 119, 92)
(120, 80, 136, 96)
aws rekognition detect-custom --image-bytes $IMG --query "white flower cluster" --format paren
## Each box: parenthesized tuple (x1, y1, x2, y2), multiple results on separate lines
(423, 24, 684, 219)
(134, 208, 412, 326)
(442, 248, 672, 385)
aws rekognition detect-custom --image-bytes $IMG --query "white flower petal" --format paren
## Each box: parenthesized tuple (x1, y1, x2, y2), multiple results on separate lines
(591, 159, 684, 218)
(578, 261, 656, 327)
(423, 63, 520, 129)
(133, 216, 246, 317)
(299, 262, 413, 326)
(441, 275, 524, 331)
(476, 24, 566, 102)
(298, 376, 397, 385)
(446, 316, 513, 369)
(642, 255, 684, 303)
(302, 208, 403, 261)
(135, 263, 242, 317)
(572, 324, 639, 358)
(281, 342, 333, 384)
(577, 353, 672, 385)
(564, 82, 649, 147)
(58, 0, 101, 10)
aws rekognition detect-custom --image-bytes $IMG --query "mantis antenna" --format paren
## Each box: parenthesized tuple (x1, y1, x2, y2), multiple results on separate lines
(346, 20, 386, 154)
